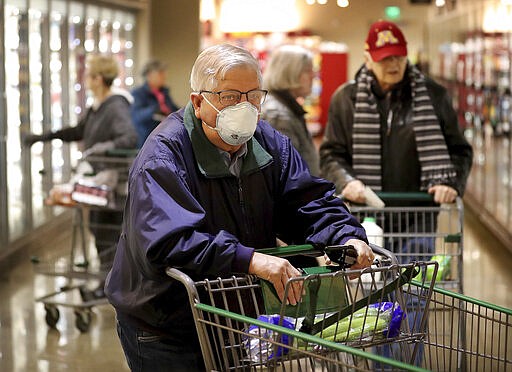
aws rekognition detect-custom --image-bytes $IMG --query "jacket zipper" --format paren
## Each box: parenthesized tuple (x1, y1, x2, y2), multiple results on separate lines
(386, 109, 393, 136)
(238, 178, 250, 237)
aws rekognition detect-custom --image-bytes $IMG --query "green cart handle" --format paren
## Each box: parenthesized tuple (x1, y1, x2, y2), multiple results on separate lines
(375, 192, 433, 202)
(257, 244, 320, 257)
(258, 243, 397, 264)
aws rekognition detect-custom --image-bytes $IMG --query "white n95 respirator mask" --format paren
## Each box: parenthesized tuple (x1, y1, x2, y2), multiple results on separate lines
(202, 96, 259, 146)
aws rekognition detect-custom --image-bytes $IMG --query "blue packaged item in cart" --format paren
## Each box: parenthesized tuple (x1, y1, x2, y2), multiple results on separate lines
(243, 314, 295, 362)
(373, 302, 405, 338)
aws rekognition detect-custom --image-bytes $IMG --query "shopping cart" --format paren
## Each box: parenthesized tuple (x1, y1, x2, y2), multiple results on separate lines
(348, 192, 464, 293)
(167, 244, 441, 371)
(421, 284, 512, 371)
(31, 149, 137, 332)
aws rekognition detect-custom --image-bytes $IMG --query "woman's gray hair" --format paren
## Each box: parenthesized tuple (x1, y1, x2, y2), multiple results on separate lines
(263, 45, 313, 91)
(190, 44, 262, 92)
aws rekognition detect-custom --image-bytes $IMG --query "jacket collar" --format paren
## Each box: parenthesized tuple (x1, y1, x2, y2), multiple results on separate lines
(269, 89, 307, 118)
(182, 102, 272, 178)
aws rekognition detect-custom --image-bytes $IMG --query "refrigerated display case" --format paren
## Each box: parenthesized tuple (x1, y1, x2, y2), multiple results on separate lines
(1, 0, 137, 246)
(5, 1, 36, 240)
(438, 30, 512, 248)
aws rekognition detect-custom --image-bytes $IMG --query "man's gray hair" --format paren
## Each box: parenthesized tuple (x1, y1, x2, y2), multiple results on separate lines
(190, 44, 262, 92)
(263, 45, 313, 91)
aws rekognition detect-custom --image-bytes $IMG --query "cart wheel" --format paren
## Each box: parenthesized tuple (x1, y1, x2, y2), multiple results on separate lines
(44, 305, 60, 328)
(75, 309, 92, 333)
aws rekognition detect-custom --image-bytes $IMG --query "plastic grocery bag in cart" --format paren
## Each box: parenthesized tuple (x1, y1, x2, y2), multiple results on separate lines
(243, 314, 296, 362)
(243, 302, 405, 363)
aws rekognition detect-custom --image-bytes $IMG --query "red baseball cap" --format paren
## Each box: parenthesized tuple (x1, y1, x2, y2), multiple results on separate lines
(365, 20, 407, 62)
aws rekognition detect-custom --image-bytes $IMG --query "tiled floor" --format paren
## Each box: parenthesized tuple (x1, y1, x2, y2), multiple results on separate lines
(465, 129, 512, 248)
(0, 203, 511, 371)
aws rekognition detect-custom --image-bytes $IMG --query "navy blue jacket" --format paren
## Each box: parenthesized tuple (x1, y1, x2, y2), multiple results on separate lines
(105, 102, 367, 343)
(130, 82, 179, 148)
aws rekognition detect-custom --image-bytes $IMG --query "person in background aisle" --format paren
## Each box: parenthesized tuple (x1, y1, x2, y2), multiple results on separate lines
(130, 59, 180, 147)
(105, 43, 374, 372)
(261, 45, 320, 176)
(320, 23, 472, 367)
(23, 53, 138, 300)
(320, 20, 473, 207)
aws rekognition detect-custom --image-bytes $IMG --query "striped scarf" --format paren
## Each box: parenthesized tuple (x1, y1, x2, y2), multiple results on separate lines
(352, 65, 456, 191)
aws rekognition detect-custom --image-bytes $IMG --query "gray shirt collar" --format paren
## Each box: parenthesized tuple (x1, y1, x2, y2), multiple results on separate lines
(218, 143, 248, 177)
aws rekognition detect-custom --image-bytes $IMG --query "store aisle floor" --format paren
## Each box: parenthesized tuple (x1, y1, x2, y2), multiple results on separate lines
(0, 203, 511, 371)
(462, 204, 512, 309)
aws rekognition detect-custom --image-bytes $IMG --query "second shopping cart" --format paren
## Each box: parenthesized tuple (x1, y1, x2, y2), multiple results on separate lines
(348, 192, 464, 293)
(31, 149, 137, 332)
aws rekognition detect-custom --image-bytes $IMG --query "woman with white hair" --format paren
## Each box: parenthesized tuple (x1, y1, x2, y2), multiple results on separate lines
(261, 44, 320, 176)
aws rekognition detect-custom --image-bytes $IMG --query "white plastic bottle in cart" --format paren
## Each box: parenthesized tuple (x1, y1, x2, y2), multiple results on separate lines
(361, 217, 383, 283)
(361, 217, 384, 248)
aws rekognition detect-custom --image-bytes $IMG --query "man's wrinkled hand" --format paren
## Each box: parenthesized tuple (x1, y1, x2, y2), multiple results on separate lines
(344, 239, 375, 270)
(249, 252, 303, 306)
(324, 239, 374, 280)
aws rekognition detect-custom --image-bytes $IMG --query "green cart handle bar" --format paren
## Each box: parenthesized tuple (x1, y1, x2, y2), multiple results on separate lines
(258, 244, 321, 257)
(258, 243, 394, 262)
(375, 192, 433, 202)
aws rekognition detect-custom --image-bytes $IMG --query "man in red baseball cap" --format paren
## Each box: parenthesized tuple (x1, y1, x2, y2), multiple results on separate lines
(321, 18, 472, 207)
(320, 17, 472, 225)
(365, 20, 408, 62)
(363, 20, 409, 92)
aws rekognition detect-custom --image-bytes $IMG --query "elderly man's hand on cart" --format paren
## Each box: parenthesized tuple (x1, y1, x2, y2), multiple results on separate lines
(249, 252, 303, 306)
(323, 239, 375, 280)
(346, 239, 375, 270)
(324, 239, 374, 270)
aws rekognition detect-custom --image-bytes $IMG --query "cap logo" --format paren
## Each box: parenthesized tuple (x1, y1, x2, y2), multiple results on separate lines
(375, 30, 399, 48)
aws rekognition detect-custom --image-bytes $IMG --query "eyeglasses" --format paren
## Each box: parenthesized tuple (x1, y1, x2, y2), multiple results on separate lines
(200, 89, 268, 106)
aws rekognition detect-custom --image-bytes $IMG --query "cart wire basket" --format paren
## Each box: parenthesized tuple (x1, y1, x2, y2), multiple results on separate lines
(167, 244, 442, 371)
(421, 284, 512, 371)
(348, 192, 464, 293)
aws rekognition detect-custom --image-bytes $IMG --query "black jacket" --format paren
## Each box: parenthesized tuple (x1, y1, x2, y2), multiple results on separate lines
(320, 65, 473, 197)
